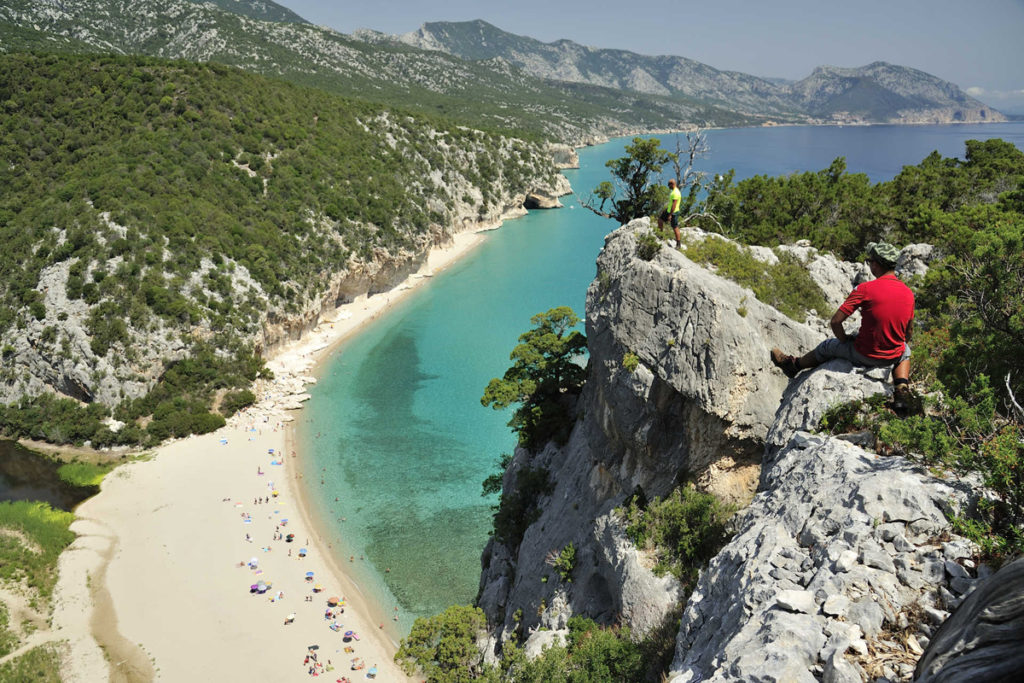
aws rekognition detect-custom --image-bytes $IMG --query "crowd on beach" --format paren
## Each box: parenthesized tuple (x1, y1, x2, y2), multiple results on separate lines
(228, 418, 384, 680)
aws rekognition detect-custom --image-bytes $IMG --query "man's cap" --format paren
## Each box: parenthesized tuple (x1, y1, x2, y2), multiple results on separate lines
(866, 241, 900, 268)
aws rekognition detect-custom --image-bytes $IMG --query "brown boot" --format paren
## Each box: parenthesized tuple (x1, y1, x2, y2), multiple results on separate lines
(770, 348, 800, 378)
(893, 383, 912, 412)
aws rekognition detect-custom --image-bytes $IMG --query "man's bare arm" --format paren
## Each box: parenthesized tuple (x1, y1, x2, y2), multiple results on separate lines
(830, 310, 850, 341)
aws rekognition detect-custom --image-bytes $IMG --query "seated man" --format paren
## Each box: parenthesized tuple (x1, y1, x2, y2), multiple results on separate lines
(771, 241, 914, 405)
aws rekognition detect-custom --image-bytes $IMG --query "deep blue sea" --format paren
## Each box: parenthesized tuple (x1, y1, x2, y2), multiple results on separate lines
(298, 123, 1024, 634)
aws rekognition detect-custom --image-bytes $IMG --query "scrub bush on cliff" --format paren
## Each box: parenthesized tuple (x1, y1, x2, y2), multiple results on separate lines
(481, 307, 587, 450)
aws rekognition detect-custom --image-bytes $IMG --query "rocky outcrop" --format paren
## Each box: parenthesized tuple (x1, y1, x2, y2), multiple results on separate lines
(523, 191, 563, 210)
(478, 220, 825, 654)
(479, 221, 983, 681)
(669, 363, 981, 683)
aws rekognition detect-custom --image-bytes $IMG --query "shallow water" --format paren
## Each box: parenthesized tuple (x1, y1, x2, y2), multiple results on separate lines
(297, 122, 1024, 632)
(0, 440, 96, 510)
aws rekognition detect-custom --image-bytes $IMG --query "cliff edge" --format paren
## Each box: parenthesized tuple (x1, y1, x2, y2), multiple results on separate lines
(478, 221, 988, 681)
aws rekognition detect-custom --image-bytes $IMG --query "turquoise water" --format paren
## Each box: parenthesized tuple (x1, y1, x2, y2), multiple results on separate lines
(299, 123, 1024, 632)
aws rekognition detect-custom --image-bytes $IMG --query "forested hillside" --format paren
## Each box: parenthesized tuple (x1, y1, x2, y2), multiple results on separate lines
(0, 53, 562, 447)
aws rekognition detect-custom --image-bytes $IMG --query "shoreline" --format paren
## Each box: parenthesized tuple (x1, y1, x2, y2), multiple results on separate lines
(48, 224, 499, 682)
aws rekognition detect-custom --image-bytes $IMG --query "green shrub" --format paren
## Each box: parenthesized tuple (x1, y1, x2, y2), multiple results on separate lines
(877, 377, 1024, 563)
(550, 542, 576, 582)
(681, 236, 830, 323)
(220, 388, 256, 417)
(636, 231, 661, 261)
(499, 616, 646, 682)
(622, 351, 639, 373)
(395, 605, 489, 682)
(819, 376, 1024, 565)
(622, 486, 734, 589)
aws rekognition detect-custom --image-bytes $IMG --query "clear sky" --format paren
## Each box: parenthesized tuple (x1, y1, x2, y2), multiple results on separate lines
(274, 0, 1024, 113)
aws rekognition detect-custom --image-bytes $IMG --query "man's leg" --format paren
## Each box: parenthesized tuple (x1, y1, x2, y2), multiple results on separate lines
(892, 358, 911, 409)
(771, 348, 821, 378)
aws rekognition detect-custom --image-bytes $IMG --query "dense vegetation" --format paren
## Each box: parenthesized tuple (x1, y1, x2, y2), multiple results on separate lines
(621, 486, 735, 591)
(0, 643, 63, 683)
(0, 52, 557, 446)
(397, 607, 672, 683)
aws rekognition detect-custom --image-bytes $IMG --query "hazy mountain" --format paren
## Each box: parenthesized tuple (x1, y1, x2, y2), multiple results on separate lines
(393, 19, 1005, 125)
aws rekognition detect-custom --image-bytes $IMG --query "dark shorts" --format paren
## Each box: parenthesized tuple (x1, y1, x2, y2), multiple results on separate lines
(660, 209, 680, 227)
(813, 337, 911, 367)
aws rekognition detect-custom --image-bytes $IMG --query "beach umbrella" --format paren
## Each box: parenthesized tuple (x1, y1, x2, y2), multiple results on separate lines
(344, 631, 354, 637)
(308, 644, 319, 651)
(327, 596, 340, 606)
(305, 571, 314, 577)
(286, 534, 294, 542)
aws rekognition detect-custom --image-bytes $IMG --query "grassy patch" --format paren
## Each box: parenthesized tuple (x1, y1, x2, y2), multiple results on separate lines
(0, 501, 76, 599)
(0, 643, 64, 683)
(0, 603, 19, 658)
(56, 461, 114, 488)
(622, 351, 639, 373)
(680, 235, 830, 323)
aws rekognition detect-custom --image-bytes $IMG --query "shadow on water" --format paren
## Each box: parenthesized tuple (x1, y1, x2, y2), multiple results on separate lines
(0, 440, 98, 510)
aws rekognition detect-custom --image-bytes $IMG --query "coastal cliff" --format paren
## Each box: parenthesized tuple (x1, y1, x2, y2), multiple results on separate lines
(477, 221, 987, 680)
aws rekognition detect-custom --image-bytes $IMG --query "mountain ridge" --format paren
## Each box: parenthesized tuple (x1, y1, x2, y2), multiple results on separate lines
(389, 19, 1004, 125)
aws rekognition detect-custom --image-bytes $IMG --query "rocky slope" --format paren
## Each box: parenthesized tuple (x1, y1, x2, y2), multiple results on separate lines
(393, 20, 1005, 125)
(477, 221, 987, 680)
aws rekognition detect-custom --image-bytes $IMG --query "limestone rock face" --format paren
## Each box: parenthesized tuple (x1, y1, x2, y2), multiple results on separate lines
(668, 364, 977, 682)
(478, 220, 827, 656)
(523, 191, 563, 209)
(478, 220, 975, 682)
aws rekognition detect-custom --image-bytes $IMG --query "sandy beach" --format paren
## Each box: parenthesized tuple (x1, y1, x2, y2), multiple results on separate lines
(48, 228, 491, 682)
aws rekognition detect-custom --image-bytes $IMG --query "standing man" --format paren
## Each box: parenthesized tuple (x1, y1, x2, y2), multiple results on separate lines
(770, 242, 914, 407)
(658, 179, 683, 247)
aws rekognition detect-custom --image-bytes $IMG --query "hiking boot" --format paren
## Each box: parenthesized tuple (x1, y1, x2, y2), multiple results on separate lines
(770, 348, 800, 379)
(893, 383, 912, 412)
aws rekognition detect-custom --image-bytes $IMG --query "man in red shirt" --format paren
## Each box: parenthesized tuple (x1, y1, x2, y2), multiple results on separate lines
(771, 242, 914, 405)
